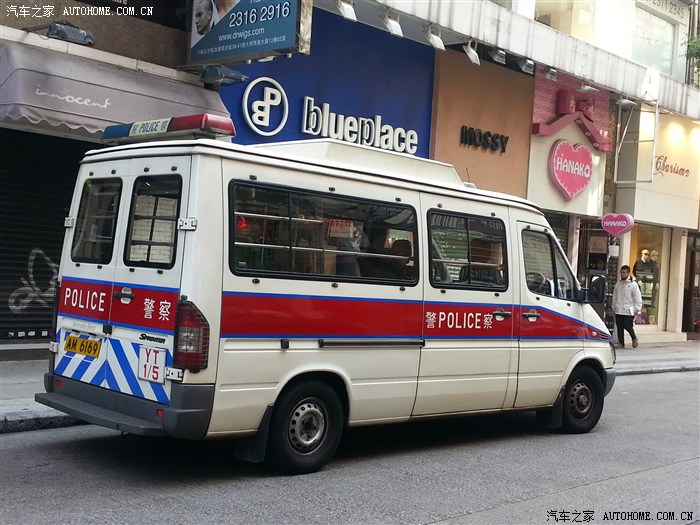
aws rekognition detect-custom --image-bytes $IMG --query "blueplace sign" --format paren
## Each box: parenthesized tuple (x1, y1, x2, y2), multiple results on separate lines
(241, 78, 420, 154)
(189, 0, 310, 65)
(220, 9, 435, 157)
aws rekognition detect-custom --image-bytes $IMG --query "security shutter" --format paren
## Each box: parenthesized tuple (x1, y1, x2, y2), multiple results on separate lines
(0, 128, 92, 343)
(544, 212, 570, 252)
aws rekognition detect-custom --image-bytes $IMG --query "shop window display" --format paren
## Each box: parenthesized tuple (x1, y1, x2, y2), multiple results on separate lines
(631, 225, 663, 325)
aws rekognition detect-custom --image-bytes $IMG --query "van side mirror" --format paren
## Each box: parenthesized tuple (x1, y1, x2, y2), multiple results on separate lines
(588, 275, 606, 304)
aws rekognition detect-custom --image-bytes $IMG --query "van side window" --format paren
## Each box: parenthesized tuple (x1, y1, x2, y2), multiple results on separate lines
(124, 176, 181, 269)
(428, 211, 507, 290)
(230, 182, 418, 283)
(521, 230, 576, 299)
(71, 178, 122, 264)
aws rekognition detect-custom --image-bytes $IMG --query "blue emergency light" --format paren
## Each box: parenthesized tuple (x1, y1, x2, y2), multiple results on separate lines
(102, 114, 235, 144)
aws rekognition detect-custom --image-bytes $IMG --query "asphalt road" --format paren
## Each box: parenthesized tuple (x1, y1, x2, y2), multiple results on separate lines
(1, 372, 698, 525)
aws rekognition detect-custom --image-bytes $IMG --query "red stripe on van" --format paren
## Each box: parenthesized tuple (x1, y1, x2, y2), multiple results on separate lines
(518, 306, 587, 339)
(423, 303, 514, 337)
(59, 279, 111, 323)
(60, 278, 178, 332)
(221, 293, 423, 338)
(111, 287, 179, 332)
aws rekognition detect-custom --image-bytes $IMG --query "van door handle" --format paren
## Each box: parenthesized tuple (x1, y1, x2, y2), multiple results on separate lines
(522, 309, 541, 320)
(493, 308, 512, 319)
(113, 287, 135, 301)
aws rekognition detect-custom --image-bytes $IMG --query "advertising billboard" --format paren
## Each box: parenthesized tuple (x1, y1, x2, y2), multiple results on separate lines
(189, 0, 311, 65)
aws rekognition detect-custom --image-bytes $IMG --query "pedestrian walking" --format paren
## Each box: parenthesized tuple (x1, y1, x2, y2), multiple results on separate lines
(612, 264, 642, 348)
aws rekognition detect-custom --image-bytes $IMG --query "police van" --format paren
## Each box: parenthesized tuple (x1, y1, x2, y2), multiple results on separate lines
(37, 113, 615, 474)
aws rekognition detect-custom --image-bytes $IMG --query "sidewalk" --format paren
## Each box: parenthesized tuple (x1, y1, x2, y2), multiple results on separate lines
(1, 341, 698, 434)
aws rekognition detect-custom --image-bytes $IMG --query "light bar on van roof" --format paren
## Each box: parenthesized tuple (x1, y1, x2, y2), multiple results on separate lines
(102, 114, 235, 144)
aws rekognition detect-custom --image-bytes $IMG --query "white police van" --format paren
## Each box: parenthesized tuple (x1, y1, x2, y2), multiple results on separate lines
(36, 113, 615, 474)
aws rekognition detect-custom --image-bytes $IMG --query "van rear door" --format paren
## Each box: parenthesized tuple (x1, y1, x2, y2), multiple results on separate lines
(55, 156, 190, 404)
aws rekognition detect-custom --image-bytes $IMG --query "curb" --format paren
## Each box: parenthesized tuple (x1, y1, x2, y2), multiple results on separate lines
(616, 365, 700, 376)
(0, 414, 85, 434)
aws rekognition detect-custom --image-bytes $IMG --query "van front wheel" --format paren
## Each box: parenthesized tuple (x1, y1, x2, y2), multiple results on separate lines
(561, 365, 604, 433)
(267, 381, 343, 474)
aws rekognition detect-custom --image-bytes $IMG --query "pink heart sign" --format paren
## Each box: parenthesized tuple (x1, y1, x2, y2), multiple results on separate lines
(548, 140, 594, 201)
(602, 213, 634, 236)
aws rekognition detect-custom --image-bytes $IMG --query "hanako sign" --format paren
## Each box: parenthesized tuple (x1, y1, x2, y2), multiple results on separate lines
(601, 213, 634, 236)
(547, 139, 594, 201)
(189, 0, 311, 65)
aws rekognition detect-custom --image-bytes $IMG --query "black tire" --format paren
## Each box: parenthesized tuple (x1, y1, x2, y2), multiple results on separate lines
(267, 381, 344, 474)
(561, 365, 604, 433)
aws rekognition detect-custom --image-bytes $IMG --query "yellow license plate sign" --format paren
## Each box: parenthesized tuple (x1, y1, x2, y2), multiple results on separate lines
(64, 335, 101, 358)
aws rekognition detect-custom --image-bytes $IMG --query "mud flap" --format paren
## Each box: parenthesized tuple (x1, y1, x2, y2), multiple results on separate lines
(536, 387, 564, 430)
(234, 404, 274, 463)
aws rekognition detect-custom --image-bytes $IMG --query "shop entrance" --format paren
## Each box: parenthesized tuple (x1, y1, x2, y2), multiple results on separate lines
(577, 219, 611, 327)
(682, 234, 700, 338)
(0, 128, 90, 345)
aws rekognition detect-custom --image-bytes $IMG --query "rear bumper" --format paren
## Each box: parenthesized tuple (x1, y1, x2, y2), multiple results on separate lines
(35, 372, 214, 439)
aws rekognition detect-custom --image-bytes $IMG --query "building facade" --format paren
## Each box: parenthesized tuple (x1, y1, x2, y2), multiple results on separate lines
(1, 0, 699, 352)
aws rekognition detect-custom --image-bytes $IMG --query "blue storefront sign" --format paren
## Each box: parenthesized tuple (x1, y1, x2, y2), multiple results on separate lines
(220, 8, 435, 158)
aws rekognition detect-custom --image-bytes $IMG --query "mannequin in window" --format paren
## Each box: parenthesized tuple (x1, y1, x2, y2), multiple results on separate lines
(632, 249, 655, 280)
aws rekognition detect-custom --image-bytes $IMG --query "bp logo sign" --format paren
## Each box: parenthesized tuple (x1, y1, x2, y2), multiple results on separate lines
(242, 77, 289, 137)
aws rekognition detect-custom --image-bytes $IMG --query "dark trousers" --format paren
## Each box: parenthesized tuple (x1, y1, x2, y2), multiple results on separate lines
(615, 314, 637, 346)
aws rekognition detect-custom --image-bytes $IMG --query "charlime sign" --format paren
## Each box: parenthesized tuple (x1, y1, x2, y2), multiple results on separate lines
(189, 0, 311, 65)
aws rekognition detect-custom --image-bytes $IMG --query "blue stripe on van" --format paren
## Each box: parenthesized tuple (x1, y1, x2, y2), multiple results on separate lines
(110, 339, 144, 398)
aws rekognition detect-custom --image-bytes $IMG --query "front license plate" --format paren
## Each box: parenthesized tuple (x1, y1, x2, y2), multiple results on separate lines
(138, 346, 167, 384)
(64, 335, 101, 358)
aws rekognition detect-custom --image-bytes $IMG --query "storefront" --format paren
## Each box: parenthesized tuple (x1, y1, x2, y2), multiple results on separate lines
(615, 109, 700, 340)
(429, 48, 534, 196)
(528, 67, 614, 287)
(219, 8, 435, 158)
(0, 29, 228, 348)
(684, 233, 700, 336)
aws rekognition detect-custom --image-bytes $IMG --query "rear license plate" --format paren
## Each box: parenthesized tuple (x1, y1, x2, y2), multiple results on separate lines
(138, 346, 167, 384)
(64, 335, 101, 358)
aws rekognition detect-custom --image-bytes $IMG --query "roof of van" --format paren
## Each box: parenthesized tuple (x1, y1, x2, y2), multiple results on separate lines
(254, 139, 465, 189)
(83, 138, 540, 212)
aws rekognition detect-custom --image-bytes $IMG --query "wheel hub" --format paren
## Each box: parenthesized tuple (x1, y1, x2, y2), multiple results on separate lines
(569, 381, 593, 419)
(287, 399, 327, 453)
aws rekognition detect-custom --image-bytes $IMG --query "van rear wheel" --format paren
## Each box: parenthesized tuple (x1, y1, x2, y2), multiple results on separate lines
(561, 365, 604, 433)
(267, 381, 343, 474)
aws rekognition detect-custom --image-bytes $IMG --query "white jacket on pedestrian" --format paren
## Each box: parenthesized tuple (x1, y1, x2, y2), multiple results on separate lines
(612, 277, 643, 316)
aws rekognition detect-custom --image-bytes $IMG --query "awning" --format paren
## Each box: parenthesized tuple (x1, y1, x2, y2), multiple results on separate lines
(0, 40, 229, 141)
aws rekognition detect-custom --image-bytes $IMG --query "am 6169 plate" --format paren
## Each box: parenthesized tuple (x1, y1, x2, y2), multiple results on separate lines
(64, 335, 101, 358)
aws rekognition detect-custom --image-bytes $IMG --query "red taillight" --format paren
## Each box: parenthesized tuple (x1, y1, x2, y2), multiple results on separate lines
(174, 301, 210, 371)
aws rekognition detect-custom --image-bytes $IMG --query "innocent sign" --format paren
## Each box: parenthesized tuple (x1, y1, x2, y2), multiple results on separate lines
(602, 213, 634, 236)
(548, 140, 594, 201)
